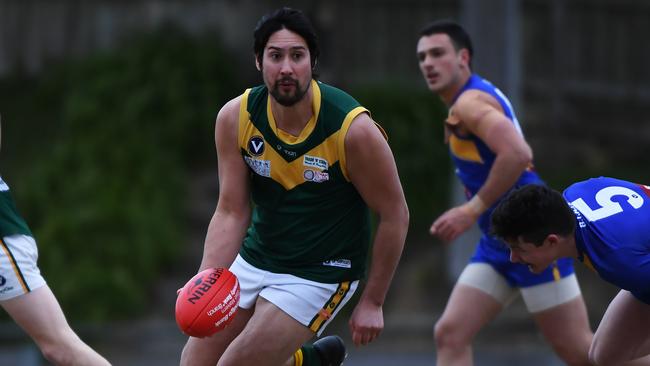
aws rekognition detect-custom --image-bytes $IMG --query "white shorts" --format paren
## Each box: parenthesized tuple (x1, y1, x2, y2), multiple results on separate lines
(457, 262, 581, 313)
(230, 255, 358, 336)
(0, 234, 46, 301)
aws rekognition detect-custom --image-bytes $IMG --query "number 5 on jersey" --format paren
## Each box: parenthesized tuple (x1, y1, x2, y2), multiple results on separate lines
(570, 186, 645, 222)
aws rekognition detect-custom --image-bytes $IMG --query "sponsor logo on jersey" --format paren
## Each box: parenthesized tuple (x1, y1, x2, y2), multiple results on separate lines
(322, 259, 351, 268)
(0, 275, 5, 287)
(276, 144, 297, 158)
(247, 136, 265, 156)
(303, 155, 329, 170)
(303, 169, 329, 183)
(244, 156, 271, 177)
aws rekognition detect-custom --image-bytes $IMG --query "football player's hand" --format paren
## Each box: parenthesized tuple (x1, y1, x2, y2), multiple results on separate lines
(430, 204, 478, 242)
(349, 298, 383, 347)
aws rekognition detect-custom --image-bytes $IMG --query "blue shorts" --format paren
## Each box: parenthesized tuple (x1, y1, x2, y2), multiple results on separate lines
(470, 234, 575, 288)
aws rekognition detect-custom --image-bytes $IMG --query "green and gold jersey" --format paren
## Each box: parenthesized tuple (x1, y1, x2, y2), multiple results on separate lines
(0, 178, 32, 237)
(237, 80, 376, 283)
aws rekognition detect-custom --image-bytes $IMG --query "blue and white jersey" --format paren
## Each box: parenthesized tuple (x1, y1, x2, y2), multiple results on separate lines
(564, 177, 650, 303)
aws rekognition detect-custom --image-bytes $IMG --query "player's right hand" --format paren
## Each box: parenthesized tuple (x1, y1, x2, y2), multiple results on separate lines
(429, 205, 478, 242)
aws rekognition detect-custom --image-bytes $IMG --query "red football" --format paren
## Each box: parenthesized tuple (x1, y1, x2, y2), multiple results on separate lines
(175, 267, 240, 338)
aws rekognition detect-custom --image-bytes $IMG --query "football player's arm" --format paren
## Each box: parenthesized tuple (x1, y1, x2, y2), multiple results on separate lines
(345, 112, 409, 346)
(454, 92, 532, 216)
(199, 96, 251, 271)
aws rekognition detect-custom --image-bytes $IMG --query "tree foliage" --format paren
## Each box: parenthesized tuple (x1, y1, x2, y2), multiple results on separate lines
(0, 26, 237, 320)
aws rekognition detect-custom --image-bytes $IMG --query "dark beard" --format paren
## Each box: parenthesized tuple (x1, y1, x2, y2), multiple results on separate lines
(270, 77, 308, 106)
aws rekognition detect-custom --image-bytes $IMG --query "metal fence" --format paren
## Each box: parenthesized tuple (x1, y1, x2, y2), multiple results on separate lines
(520, 0, 650, 171)
(0, 0, 647, 170)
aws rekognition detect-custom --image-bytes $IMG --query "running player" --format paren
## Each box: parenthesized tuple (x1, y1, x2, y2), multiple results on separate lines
(416, 20, 592, 365)
(179, 8, 409, 366)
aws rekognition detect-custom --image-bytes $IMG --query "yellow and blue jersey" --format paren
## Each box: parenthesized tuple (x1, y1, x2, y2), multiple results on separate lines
(565, 177, 650, 304)
(447, 74, 542, 234)
(448, 74, 574, 287)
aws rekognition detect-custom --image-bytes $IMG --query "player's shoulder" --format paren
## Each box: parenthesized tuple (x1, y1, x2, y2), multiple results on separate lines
(347, 112, 374, 133)
(564, 177, 645, 201)
(216, 94, 245, 127)
(451, 89, 502, 128)
(317, 80, 361, 112)
(454, 88, 500, 112)
(221, 94, 243, 112)
(346, 112, 388, 150)
(569, 176, 631, 190)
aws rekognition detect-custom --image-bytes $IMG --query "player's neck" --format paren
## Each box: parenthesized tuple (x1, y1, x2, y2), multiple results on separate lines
(560, 235, 579, 259)
(440, 71, 471, 106)
(270, 84, 314, 136)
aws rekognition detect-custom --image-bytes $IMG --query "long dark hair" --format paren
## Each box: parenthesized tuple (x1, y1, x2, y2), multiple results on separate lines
(253, 7, 320, 69)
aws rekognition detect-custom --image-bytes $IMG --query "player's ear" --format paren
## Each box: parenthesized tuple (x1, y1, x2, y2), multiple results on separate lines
(255, 54, 262, 71)
(544, 234, 560, 248)
(459, 48, 470, 67)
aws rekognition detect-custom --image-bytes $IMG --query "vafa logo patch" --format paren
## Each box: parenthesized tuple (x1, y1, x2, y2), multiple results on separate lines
(248, 136, 265, 156)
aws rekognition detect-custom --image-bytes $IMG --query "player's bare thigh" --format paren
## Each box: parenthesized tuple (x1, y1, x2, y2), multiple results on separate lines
(1, 286, 70, 341)
(218, 297, 314, 366)
(522, 274, 591, 364)
(437, 263, 514, 337)
(180, 305, 254, 366)
(590, 290, 650, 364)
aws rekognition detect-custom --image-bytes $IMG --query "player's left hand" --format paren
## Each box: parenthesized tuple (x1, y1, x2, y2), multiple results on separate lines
(429, 204, 478, 242)
(349, 298, 383, 347)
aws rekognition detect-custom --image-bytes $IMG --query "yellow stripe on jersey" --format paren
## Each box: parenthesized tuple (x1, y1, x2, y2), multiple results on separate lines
(552, 261, 561, 281)
(0, 238, 29, 293)
(267, 80, 322, 144)
(309, 281, 351, 333)
(271, 132, 340, 190)
(582, 254, 597, 273)
(238, 88, 253, 148)
(240, 121, 341, 191)
(449, 134, 484, 163)
(337, 107, 371, 181)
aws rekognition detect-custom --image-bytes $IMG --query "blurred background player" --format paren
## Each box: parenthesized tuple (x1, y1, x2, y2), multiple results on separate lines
(492, 177, 650, 365)
(416, 20, 593, 365)
(179, 7, 409, 366)
(0, 115, 111, 366)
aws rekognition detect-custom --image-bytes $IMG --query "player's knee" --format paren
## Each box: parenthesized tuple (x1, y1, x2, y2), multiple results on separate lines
(433, 318, 467, 350)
